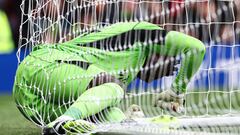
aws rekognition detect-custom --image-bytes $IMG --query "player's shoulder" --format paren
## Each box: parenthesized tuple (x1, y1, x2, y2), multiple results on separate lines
(101, 21, 164, 32)
(30, 44, 63, 58)
(133, 21, 164, 31)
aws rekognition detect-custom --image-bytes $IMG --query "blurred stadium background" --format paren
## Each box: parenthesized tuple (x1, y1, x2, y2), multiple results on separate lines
(0, 0, 240, 134)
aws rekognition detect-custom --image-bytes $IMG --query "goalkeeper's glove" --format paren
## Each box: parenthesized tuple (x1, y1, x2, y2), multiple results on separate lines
(124, 104, 145, 119)
(153, 89, 185, 113)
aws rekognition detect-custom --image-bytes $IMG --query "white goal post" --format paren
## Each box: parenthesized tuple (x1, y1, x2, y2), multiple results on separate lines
(17, 0, 240, 134)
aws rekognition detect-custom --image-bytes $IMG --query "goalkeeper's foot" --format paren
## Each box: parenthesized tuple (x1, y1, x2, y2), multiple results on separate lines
(153, 89, 185, 113)
(63, 119, 96, 134)
(43, 117, 95, 135)
(43, 119, 68, 135)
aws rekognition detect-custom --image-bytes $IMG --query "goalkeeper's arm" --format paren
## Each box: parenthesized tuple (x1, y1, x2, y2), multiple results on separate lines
(152, 31, 206, 112)
(164, 31, 206, 93)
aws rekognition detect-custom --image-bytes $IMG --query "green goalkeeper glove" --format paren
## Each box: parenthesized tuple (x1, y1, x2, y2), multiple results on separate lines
(153, 89, 185, 113)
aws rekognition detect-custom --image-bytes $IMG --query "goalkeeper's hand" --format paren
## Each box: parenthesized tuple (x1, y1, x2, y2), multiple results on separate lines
(153, 89, 185, 113)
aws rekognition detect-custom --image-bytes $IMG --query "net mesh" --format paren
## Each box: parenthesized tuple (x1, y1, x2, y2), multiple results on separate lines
(15, 0, 240, 134)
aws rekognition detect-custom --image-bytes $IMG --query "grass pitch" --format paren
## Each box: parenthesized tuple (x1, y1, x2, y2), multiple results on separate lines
(1, 91, 240, 135)
(0, 94, 41, 135)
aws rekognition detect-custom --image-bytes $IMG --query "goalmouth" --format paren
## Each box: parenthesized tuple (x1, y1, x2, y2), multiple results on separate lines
(18, 0, 240, 134)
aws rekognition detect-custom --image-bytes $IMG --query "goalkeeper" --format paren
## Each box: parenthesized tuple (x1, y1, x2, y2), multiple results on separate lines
(13, 21, 205, 134)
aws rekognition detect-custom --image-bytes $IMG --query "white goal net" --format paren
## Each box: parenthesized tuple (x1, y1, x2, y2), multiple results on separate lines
(16, 0, 240, 134)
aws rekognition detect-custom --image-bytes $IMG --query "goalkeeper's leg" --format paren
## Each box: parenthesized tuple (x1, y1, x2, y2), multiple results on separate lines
(62, 107, 126, 134)
(44, 82, 126, 134)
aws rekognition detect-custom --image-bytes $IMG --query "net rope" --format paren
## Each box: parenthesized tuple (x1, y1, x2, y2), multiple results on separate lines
(15, 0, 240, 134)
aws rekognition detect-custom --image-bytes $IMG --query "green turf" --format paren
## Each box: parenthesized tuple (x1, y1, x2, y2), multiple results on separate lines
(0, 94, 41, 135)
(1, 91, 240, 134)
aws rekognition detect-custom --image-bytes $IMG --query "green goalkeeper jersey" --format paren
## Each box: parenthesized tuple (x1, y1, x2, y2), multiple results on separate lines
(13, 21, 205, 124)
(13, 22, 162, 123)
